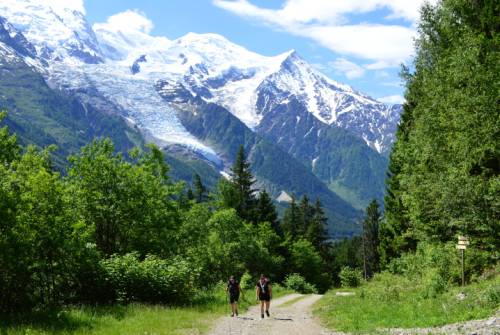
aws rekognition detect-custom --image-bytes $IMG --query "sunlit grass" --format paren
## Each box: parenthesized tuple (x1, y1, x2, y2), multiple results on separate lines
(314, 272, 499, 333)
(1, 285, 293, 334)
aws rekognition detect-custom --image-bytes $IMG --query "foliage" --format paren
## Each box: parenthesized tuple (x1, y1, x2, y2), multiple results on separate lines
(289, 239, 331, 292)
(67, 140, 180, 257)
(192, 173, 208, 203)
(339, 266, 363, 288)
(362, 199, 381, 277)
(100, 253, 199, 304)
(387, 242, 462, 286)
(239, 271, 254, 291)
(0, 145, 84, 311)
(284, 273, 318, 294)
(315, 271, 500, 333)
(381, 0, 500, 268)
(256, 190, 281, 235)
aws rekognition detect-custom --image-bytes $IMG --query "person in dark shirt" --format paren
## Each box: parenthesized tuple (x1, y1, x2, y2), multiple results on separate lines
(255, 274, 272, 319)
(226, 275, 242, 317)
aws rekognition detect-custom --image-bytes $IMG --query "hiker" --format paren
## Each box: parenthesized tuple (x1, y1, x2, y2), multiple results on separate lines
(256, 274, 272, 319)
(226, 275, 242, 317)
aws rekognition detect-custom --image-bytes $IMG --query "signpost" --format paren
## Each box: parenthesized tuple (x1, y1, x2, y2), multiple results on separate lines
(456, 236, 469, 287)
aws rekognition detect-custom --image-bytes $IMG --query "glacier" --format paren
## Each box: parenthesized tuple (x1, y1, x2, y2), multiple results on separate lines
(0, 0, 401, 157)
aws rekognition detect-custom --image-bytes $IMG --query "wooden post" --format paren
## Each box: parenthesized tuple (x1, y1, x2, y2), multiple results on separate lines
(457, 236, 469, 287)
(461, 248, 465, 287)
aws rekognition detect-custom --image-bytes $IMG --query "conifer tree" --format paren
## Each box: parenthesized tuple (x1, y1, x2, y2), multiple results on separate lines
(256, 190, 281, 235)
(298, 195, 314, 235)
(282, 196, 301, 238)
(306, 198, 330, 252)
(362, 200, 381, 278)
(193, 173, 207, 203)
(186, 188, 194, 201)
(229, 145, 257, 222)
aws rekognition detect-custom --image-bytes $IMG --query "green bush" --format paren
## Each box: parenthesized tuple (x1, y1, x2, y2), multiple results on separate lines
(388, 242, 460, 285)
(485, 285, 500, 307)
(239, 271, 254, 291)
(100, 253, 199, 304)
(284, 273, 318, 294)
(422, 267, 448, 298)
(339, 266, 362, 288)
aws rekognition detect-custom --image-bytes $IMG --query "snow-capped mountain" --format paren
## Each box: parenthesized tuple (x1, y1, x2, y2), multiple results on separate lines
(0, 0, 102, 64)
(0, 0, 402, 226)
(0, 0, 400, 156)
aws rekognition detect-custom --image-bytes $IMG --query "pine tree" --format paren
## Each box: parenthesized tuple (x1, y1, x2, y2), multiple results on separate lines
(298, 195, 314, 236)
(282, 196, 301, 239)
(186, 188, 194, 201)
(362, 200, 381, 278)
(229, 145, 257, 222)
(193, 173, 207, 203)
(306, 198, 330, 252)
(256, 190, 281, 235)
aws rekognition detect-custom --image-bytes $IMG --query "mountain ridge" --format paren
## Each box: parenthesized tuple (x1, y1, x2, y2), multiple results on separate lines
(0, 1, 402, 235)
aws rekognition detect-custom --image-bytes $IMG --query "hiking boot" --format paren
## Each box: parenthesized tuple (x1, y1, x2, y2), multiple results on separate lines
(235, 310, 238, 316)
(261, 314, 264, 319)
(266, 310, 270, 317)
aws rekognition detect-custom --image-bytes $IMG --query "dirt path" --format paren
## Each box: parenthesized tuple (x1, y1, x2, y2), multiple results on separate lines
(207, 294, 342, 335)
(207, 294, 499, 335)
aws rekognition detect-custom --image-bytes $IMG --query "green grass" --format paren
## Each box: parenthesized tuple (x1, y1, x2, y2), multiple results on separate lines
(314, 272, 500, 334)
(1, 284, 293, 335)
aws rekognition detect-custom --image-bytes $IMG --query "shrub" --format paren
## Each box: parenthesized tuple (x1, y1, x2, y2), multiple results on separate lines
(100, 253, 199, 304)
(485, 285, 500, 308)
(239, 271, 254, 291)
(387, 242, 460, 285)
(422, 268, 448, 298)
(284, 273, 318, 294)
(339, 266, 362, 288)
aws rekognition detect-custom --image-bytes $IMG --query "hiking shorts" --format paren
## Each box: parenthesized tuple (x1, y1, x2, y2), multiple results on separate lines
(230, 293, 240, 303)
(259, 293, 271, 302)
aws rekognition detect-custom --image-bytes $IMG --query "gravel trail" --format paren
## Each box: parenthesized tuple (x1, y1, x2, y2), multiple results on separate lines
(207, 294, 499, 335)
(207, 294, 342, 335)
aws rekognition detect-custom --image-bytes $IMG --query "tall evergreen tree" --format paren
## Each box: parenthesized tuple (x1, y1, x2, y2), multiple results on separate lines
(229, 145, 257, 222)
(256, 190, 281, 234)
(298, 195, 314, 236)
(282, 196, 301, 239)
(306, 198, 330, 252)
(362, 200, 381, 278)
(193, 173, 207, 203)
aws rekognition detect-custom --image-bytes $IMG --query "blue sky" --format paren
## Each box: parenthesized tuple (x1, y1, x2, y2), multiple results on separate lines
(84, 0, 431, 103)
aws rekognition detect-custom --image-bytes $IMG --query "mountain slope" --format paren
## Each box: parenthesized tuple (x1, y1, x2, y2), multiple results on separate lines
(0, 15, 221, 188)
(156, 81, 360, 235)
(0, 1, 402, 235)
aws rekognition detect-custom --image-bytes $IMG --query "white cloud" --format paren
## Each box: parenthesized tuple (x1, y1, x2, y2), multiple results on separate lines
(330, 58, 365, 79)
(378, 94, 405, 104)
(213, 0, 436, 67)
(93, 10, 154, 34)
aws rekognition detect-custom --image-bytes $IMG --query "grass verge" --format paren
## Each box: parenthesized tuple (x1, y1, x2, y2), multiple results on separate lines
(314, 272, 499, 333)
(1, 284, 293, 335)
